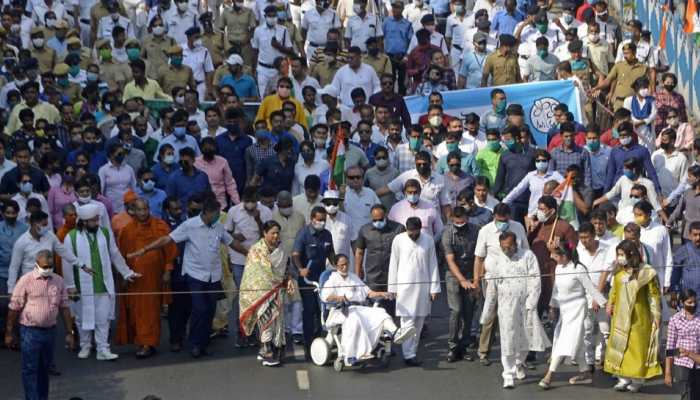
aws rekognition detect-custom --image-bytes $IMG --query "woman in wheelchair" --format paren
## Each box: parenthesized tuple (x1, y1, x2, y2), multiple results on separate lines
(319, 254, 415, 366)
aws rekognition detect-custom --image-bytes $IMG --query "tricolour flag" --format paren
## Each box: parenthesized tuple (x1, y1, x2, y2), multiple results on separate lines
(684, 0, 697, 33)
(328, 126, 346, 190)
(554, 173, 579, 230)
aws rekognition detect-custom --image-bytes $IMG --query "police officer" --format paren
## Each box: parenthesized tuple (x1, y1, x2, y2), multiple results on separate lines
(182, 27, 215, 100)
(309, 42, 343, 86)
(252, 5, 295, 98)
(142, 16, 176, 79)
(95, 38, 132, 91)
(199, 12, 225, 68)
(157, 44, 197, 95)
(301, 0, 341, 65)
(96, 1, 134, 40)
(29, 27, 56, 74)
(53, 63, 81, 103)
(217, 0, 256, 68)
(344, 0, 383, 52)
(167, 0, 199, 44)
(591, 41, 648, 111)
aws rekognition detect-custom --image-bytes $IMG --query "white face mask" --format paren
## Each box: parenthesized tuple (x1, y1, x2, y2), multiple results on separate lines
(193, 39, 203, 48)
(46, 18, 57, 28)
(265, 16, 277, 26)
(36, 263, 53, 277)
(352, 4, 363, 14)
(32, 38, 44, 48)
(616, 255, 628, 266)
(325, 204, 338, 214)
(428, 115, 441, 127)
(638, 88, 650, 97)
(153, 26, 165, 36)
(279, 206, 293, 216)
(536, 209, 550, 222)
(78, 195, 92, 204)
(312, 220, 325, 230)
(619, 136, 632, 146)
(588, 33, 600, 43)
(175, 95, 185, 104)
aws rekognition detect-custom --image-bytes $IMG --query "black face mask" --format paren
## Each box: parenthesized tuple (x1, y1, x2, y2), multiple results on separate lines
(203, 149, 216, 159)
(685, 304, 697, 314)
(660, 142, 673, 151)
(301, 151, 315, 162)
(448, 164, 461, 174)
(86, 225, 99, 233)
(187, 208, 201, 218)
(4, 216, 17, 225)
(417, 164, 431, 176)
(664, 84, 676, 92)
(408, 233, 420, 242)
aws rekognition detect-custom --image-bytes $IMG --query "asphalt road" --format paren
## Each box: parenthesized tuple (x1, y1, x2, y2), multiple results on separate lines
(0, 294, 680, 400)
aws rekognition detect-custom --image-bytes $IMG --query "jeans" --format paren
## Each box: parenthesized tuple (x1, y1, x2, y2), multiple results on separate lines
(388, 54, 407, 95)
(446, 274, 478, 351)
(231, 264, 245, 334)
(300, 287, 321, 347)
(0, 279, 8, 336)
(186, 275, 219, 349)
(20, 325, 55, 400)
(168, 277, 192, 345)
(675, 365, 700, 400)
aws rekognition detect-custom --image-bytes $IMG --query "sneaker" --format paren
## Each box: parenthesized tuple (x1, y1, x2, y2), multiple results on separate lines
(479, 357, 491, 366)
(393, 326, 415, 345)
(538, 379, 551, 390)
(262, 354, 281, 367)
(516, 365, 527, 380)
(78, 346, 91, 359)
(627, 382, 642, 393)
(569, 373, 593, 385)
(503, 378, 515, 389)
(292, 334, 304, 345)
(96, 350, 119, 361)
(613, 380, 630, 392)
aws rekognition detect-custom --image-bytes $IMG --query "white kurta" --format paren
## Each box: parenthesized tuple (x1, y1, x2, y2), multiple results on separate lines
(325, 211, 356, 268)
(62, 228, 135, 330)
(321, 272, 394, 362)
(549, 262, 606, 359)
(387, 232, 441, 317)
(481, 249, 550, 356)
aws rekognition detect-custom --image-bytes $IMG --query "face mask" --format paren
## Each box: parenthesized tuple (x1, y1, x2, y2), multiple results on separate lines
(352, 4, 362, 14)
(265, 16, 277, 26)
(536, 209, 550, 222)
(68, 65, 80, 77)
(173, 126, 186, 138)
(495, 220, 509, 232)
(312, 220, 325, 230)
(634, 215, 648, 226)
(664, 84, 676, 92)
(623, 169, 636, 180)
(142, 179, 155, 192)
(87, 71, 99, 82)
(4, 216, 17, 225)
(596, 10, 608, 18)
(409, 137, 421, 151)
(416, 163, 431, 176)
(372, 219, 386, 229)
(428, 116, 441, 127)
(115, 153, 125, 163)
(368, 47, 379, 57)
(563, 137, 573, 147)
(571, 59, 586, 71)
(455, 4, 464, 13)
(375, 158, 388, 168)
(495, 99, 507, 114)
(619, 136, 632, 146)
(563, 13, 574, 23)
(453, 221, 466, 228)
(36, 263, 53, 277)
(127, 48, 140, 61)
(38, 225, 51, 236)
(616, 255, 627, 266)
(20, 181, 33, 193)
(153, 26, 165, 36)
(588, 33, 600, 43)
(503, 138, 517, 151)
(622, 31, 633, 41)
(99, 48, 112, 61)
(325, 204, 338, 214)
(177, 2, 188, 11)
(666, 117, 679, 127)
(660, 141, 674, 151)
(535, 160, 548, 172)
(638, 88, 650, 97)
(57, 77, 69, 87)
(10, 24, 20, 33)
(171, 56, 183, 67)
(244, 202, 257, 211)
(586, 139, 600, 152)
(406, 193, 419, 204)
(537, 48, 548, 58)
(487, 139, 501, 151)
(301, 151, 315, 162)
(685, 304, 697, 313)
(277, 10, 288, 20)
(32, 38, 44, 48)
(314, 138, 326, 149)
(193, 39, 202, 48)
(163, 154, 175, 164)
(502, 246, 516, 257)
(78, 195, 92, 204)
(446, 142, 458, 153)
(536, 23, 548, 34)
(278, 206, 293, 216)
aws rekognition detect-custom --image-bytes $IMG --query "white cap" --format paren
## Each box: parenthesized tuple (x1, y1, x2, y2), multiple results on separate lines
(319, 84, 338, 98)
(226, 54, 244, 66)
(322, 190, 340, 200)
(77, 204, 100, 221)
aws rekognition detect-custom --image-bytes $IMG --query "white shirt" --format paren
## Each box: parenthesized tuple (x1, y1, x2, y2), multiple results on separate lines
(343, 187, 381, 238)
(445, 13, 473, 51)
(605, 175, 661, 212)
(301, 7, 341, 47)
(166, 10, 199, 45)
(402, 3, 433, 31)
(252, 23, 293, 65)
(182, 44, 215, 83)
(461, 28, 498, 53)
(474, 219, 529, 277)
(639, 221, 673, 288)
(325, 210, 356, 261)
(474, 194, 498, 212)
(225, 203, 272, 265)
(30, 0, 67, 25)
(97, 15, 135, 41)
(292, 75, 321, 102)
(7, 230, 77, 293)
(330, 63, 380, 107)
(344, 13, 383, 52)
(407, 30, 448, 55)
(519, 25, 561, 56)
(651, 149, 688, 198)
(503, 170, 564, 215)
(615, 39, 653, 65)
(473, 0, 505, 21)
(292, 193, 322, 223)
(387, 170, 449, 209)
(12, 192, 52, 231)
(432, 134, 478, 160)
(293, 158, 329, 196)
(169, 216, 233, 282)
(576, 241, 609, 291)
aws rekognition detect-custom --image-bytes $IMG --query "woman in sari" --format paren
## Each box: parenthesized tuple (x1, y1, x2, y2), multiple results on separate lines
(604, 239, 662, 392)
(239, 221, 296, 367)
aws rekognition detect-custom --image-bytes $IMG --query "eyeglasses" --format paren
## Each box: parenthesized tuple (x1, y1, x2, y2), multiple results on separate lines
(358, 130, 371, 134)
(347, 175, 362, 180)
(448, 164, 460, 168)
(375, 156, 387, 160)
(630, 195, 641, 199)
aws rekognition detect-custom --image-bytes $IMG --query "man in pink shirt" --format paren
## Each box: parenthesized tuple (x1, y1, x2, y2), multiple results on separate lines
(388, 179, 444, 238)
(194, 137, 240, 210)
(5, 250, 75, 400)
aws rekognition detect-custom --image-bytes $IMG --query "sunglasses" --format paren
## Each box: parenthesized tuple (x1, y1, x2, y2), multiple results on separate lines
(448, 164, 460, 168)
(347, 175, 362, 180)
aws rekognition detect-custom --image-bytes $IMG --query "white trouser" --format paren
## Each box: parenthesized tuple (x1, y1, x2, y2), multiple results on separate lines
(449, 47, 463, 78)
(400, 316, 425, 359)
(583, 307, 610, 364)
(304, 43, 319, 65)
(549, 352, 589, 373)
(501, 351, 528, 382)
(285, 301, 303, 335)
(80, 21, 91, 47)
(73, 293, 112, 353)
(196, 82, 207, 102)
(256, 65, 278, 99)
(517, 56, 528, 81)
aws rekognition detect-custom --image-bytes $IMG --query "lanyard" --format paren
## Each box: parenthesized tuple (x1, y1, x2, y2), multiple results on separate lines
(473, 52, 485, 70)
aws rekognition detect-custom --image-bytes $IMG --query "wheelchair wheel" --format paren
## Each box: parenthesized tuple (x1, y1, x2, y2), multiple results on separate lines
(333, 357, 344, 372)
(310, 338, 331, 366)
(380, 352, 391, 369)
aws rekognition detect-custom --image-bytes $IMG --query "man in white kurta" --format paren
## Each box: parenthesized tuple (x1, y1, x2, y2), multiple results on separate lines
(62, 204, 139, 361)
(481, 233, 548, 388)
(322, 190, 356, 267)
(388, 217, 440, 364)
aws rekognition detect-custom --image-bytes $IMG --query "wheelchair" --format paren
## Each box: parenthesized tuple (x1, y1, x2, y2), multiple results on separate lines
(305, 270, 393, 372)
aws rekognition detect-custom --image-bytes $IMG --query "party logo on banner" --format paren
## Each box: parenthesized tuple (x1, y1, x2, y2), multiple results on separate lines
(530, 97, 560, 133)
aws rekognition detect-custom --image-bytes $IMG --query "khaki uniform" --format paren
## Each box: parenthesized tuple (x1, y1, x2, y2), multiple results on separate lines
(607, 60, 648, 111)
(59, 82, 82, 104)
(362, 53, 392, 77)
(282, 21, 304, 55)
(90, 2, 127, 43)
(100, 61, 132, 90)
(482, 51, 520, 86)
(202, 32, 226, 67)
(31, 47, 57, 74)
(217, 8, 256, 67)
(310, 60, 341, 87)
(142, 34, 176, 79)
(157, 64, 196, 95)
(571, 59, 595, 123)
(62, 48, 93, 69)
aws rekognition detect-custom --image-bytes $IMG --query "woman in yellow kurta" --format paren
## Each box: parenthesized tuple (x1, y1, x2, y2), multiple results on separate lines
(604, 239, 662, 392)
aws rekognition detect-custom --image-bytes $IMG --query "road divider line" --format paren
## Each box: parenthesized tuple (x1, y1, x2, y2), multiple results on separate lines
(296, 370, 310, 390)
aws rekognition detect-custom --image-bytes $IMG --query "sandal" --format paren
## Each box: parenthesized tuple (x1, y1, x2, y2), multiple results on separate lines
(538, 379, 551, 390)
(569, 373, 592, 385)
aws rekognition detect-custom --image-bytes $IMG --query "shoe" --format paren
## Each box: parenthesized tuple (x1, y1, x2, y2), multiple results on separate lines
(526, 351, 536, 362)
(516, 365, 527, 380)
(503, 379, 515, 389)
(569, 373, 592, 385)
(479, 357, 491, 366)
(613, 380, 630, 392)
(261, 354, 281, 367)
(78, 346, 91, 359)
(538, 379, 551, 390)
(191, 347, 202, 358)
(96, 350, 119, 361)
(257, 352, 264, 361)
(627, 383, 642, 393)
(292, 334, 304, 345)
(135, 346, 155, 359)
(522, 361, 536, 370)
(170, 342, 183, 353)
(446, 350, 460, 363)
(48, 364, 61, 376)
(404, 357, 423, 367)
(235, 335, 247, 348)
(463, 352, 475, 362)
(393, 326, 415, 345)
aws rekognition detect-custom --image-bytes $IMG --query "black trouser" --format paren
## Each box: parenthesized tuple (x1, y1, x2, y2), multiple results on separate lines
(446, 273, 478, 352)
(168, 277, 192, 345)
(300, 287, 321, 347)
(675, 365, 700, 400)
(510, 201, 528, 227)
(388, 53, 407, 95)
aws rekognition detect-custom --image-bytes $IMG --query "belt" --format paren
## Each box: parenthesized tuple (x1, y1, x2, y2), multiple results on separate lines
(80, 18, 90, 24)
(308, 41, 324, 47)
(452, 44, 463, 51)
(21, 325, 56, 331)
(258, 62, 274, 69)
(195, 80, 204, 85)
(615, 96, 626, 101)
(519, 55, 529, 60)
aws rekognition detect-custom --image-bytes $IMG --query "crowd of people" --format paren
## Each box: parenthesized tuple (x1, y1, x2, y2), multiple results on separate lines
(1, 0, 700, 398)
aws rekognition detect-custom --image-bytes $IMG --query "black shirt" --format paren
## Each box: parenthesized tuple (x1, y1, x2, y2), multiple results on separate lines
(355, 220, 405, 290)
(0, 166, 50, 195)
(441, 222, 479, 277)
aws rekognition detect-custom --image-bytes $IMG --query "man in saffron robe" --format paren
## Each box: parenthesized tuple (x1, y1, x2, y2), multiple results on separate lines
(115, 199, 177, 358)
(54, 204, 77, 276)
(111, 190, 138, 241)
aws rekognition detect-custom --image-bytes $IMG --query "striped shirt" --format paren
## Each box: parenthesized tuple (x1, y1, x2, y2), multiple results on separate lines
(9, 269, 69, 328)
(667, 311, 700, 369)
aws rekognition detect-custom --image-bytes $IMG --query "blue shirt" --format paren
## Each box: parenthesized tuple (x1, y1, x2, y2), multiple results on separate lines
(270, 131, 300, 155)
(293, 224, 334, 285)
(46, 37, 67, 57)
(382, 17, 413, 55)
(586, 145, 611, 191)
(671, 242, 700, 293)
(155, 134, 201, 163)
(151, 162, 181, 190)
(459, 50, 489, 89)
(430, 0, 450, 14)
(354, 141, 381, 167)
(216, 133, 253, 191)
(492, 10, 525, 36)
(219, 74, 259, 99)
(169, 216, 233, 283)
(0, 220, 28, 278)
(166, 168, 212, 209)
(436, 151, 480, 176)
(67, 147, 108, 174)
(135, 186, 168, 219)
(605, 144, 662, 193)
(256, 155, 295, 193)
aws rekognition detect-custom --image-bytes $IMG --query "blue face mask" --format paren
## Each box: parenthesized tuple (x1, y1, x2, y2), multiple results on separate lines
(535, 160, 549, 172)
(446, 142, 459, 153)
(142, 179, 155, 192)
(406, 194, 419, 204)
(173, 126, 186, 138)
(623, 169, 636, 180)
(372, 219, 386, 229)
(495, 220, 509, 232)
(571, 59, 587, 71)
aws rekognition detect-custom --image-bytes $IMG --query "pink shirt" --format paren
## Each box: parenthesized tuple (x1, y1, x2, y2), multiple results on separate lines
(656, 123, 695, 151)
(388, 199, 444, 238)
(48, 185, 77, 228)
(9, 269, 69, 328)
(194, 155, 240, 209)
(98, 161, 136, 213)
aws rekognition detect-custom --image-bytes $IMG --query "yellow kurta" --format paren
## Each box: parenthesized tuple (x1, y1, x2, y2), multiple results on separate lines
(255, 94, 307, 129)
(4, 101, 61, 135)
(604, 265, 662, 379)
(122, 79, 173, 102)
